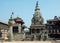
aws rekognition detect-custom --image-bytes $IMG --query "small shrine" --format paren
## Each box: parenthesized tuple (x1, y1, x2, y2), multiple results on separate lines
(8, 12, 26, 41)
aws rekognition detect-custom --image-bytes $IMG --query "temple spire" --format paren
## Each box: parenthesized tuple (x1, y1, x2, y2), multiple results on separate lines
(36, 1, 38, 7)
(35, 1, 40, 11)
(10, 12, 14, 19)
(31, 1, 44, 25)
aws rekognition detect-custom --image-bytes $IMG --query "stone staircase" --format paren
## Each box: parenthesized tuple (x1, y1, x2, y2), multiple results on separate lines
(13, 33, 24, 41)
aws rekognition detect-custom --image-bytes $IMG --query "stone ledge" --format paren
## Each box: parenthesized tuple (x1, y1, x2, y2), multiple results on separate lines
(0, 41, 60, 43)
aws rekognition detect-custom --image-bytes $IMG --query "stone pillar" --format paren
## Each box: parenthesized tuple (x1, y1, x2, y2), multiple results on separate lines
(34, 34, 36, 40)
(41, 30, 43, 40)
(57, 30, 59, 33)
(9, 26, 14, 41)
(18, 24, 21, 33)
(23, 32, 25, 40)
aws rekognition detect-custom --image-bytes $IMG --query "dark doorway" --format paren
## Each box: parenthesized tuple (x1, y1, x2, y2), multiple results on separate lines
(13, 26, 18, 33)
(0, 31, 2, 37)
(38, 35, 41, 40)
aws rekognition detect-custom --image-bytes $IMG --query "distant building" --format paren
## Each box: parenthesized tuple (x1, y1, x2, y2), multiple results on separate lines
(46, 16, 60, 40)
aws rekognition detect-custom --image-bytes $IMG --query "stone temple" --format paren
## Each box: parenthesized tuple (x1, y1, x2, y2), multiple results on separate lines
(30, 1, 48, 41)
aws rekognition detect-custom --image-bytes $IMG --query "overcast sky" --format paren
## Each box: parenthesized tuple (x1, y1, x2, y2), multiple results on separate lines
(0, 0, 60, 27)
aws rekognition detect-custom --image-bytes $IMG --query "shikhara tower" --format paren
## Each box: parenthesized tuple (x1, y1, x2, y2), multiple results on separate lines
(30, 1, 48, 41)
(31, 1, 44, 29)
(31, 1, 44, 25)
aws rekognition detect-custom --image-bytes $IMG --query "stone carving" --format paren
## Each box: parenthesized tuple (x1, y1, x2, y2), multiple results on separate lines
(32, 15, 44, 25)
